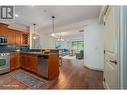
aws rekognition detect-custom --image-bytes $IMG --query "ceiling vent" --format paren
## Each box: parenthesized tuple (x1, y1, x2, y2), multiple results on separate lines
(79, 30, 84, 32)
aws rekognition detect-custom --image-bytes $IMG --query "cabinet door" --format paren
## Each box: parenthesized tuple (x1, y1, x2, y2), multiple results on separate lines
(10, 54, 16, 71)
(15, 53, 20, 68)
(0, 24, 8, 36)
(21, 54, 37, 73)
(10, 53, 20, 71)
(6, 29, 15, 45)
(0, 28, 7, 36)
(29, 55, 37, 73)
(15, 31, 22, 46)
(21, 55, 27, 69)
(25, 56, 31, 70)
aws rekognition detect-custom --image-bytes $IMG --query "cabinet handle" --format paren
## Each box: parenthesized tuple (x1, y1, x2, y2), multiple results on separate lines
(109, 60, 117, 64)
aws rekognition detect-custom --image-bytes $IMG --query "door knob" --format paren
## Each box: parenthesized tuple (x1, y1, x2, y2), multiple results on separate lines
(109, 60, 117, 64)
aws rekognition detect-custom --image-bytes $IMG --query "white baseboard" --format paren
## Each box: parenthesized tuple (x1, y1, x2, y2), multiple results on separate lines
(103, 81, 110, 89)
(84, 64, 104, 71)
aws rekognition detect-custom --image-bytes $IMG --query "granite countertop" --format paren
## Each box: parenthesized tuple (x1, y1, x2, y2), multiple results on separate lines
(19, 52, 58, 56)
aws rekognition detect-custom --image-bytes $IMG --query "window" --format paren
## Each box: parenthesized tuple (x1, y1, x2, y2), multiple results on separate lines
(71, 41, 84, 51)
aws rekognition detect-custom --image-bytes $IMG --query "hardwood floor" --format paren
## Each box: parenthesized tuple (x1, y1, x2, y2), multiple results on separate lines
(40, 59, 103, 89)
(0, 59, 103, 89)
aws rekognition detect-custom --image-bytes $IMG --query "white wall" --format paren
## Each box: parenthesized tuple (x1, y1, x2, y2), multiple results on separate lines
(38, 20, 85, 49)
(39, 32, 56, 49)
(84, 19, 104, 70)
(61, 34, 84, 49)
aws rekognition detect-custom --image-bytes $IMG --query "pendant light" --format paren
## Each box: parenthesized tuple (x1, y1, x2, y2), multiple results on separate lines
(57, 32, 64, 42)
(51, 16, 56, 37)
(33, 24, 36, 39)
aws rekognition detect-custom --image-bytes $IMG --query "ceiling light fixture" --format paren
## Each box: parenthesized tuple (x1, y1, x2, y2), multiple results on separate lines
(33, 36, 36, 39)
(57, 32, 64, 42)
(51, 16, 56, 37)
(33, 24, 36, 39)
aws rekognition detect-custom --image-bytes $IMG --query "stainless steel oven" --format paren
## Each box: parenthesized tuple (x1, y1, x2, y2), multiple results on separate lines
(0, 36, 8, 45)
(0, 53, 10, 74)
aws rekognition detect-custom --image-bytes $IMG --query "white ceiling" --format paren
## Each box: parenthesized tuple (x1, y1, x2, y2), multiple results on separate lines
(15, 6, 102, 29)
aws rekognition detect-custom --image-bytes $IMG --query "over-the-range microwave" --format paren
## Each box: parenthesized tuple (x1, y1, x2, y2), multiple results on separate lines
(0, 36, 8, 45)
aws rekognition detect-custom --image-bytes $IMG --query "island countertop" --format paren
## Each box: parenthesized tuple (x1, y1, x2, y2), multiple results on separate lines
(20, 52, 58, 56)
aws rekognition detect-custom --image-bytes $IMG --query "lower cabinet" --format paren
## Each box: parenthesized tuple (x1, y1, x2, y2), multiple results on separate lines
(10, 53, 20, 71)
(21, 54, 37, 73)
(20, 54, 27, 69)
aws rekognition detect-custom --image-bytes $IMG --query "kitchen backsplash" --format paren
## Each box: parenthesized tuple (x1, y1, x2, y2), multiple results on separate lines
(0, 45, 29, 53)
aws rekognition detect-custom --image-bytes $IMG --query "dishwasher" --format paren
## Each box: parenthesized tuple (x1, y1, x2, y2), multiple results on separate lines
(37, 55, 48, 78)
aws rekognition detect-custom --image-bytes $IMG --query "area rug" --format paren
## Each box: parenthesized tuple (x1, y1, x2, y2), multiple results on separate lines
(62, 55, 76, 60)
(62, 55, 84, 64)
(11, 70, 46, 89)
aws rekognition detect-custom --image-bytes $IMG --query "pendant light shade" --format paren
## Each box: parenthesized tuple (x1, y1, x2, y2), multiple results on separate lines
(33, 36, 36, 39)
(51, 33, 55, 37)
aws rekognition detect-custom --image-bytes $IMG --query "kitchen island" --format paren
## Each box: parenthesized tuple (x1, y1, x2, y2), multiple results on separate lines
(10, 52, 60, 80)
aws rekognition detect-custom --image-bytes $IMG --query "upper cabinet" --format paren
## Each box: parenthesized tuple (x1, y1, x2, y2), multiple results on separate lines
(6, 29, 16, 45)
(21, 32, 30, 46)
(0, 23, 8, 36)
(15, 31, 30, 46)
(15, 31, 22, 46)
(0, 23, 30, 46)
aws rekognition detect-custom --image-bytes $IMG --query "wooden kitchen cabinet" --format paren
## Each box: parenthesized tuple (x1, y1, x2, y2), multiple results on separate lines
(20, 52, 59, 80)
(21, 32, 30, 46)
(27, 55, 37, 73)
(20, 54, 27, 69)
(10, 53, 21, 71)
(0, 23, 15, 45)
(0, 27, 16, 45)
(21, 54, 37, 73)
(15, 31, 30, 46)
(0, 23, 8, 36)
(0, 23, 30, 46)
(15, 31, 22, 46)
(0, 23, 16, 45)
(6, 29, 16, 45)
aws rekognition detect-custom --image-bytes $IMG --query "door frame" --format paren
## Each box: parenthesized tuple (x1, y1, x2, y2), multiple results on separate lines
(100, 6, 127, 89)
(119, 6, 127, 89)
(114, 6, 120, 89)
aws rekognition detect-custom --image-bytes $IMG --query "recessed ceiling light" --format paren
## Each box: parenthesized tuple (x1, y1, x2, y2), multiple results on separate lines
(15, 14, 19, 17)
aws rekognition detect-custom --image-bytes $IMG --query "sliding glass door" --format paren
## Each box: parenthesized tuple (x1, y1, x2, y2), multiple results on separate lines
(71, 41, 84, 52)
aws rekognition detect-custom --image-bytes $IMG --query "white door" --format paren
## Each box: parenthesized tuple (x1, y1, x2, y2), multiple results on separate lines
(104, 6, 119, 89)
